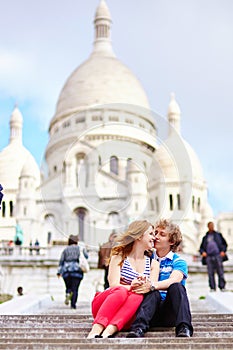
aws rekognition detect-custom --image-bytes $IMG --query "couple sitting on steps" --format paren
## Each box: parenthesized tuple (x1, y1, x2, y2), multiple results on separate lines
(87, 219, 193, 339)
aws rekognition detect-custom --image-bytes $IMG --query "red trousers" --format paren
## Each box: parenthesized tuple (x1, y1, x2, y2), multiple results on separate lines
(92, 286, 143, 331)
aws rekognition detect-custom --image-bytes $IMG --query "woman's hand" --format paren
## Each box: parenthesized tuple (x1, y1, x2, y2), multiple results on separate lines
(131, 277, 144, 288)
(130, 277, 151, 294)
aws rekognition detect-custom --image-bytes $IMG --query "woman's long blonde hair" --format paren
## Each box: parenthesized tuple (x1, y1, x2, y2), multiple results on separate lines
(110, 220, 152, 266)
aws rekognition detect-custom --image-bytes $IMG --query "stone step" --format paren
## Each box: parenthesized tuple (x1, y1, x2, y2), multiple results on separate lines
(0, 300, 232, 350)
(0, 327, 232, 348)
(0, 323, 232, 330)
(0, 313, 232, 321)
(0, 330, 232, 338)
(0, 341, 232, 350)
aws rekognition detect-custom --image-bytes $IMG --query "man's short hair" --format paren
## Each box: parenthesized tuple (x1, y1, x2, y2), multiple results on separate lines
(155, 219, 182, 252)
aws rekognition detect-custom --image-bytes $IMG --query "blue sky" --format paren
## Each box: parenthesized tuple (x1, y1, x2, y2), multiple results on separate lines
(0, 0, 233, 216)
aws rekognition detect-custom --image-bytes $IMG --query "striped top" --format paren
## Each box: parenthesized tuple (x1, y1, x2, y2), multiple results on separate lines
(120, 256, 151, 285)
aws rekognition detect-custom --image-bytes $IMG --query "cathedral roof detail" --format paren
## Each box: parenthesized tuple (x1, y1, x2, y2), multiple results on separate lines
(49, 0, 150, 130)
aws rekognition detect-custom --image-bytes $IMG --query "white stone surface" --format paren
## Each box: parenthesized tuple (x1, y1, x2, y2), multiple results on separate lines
(0, 293, 52, 315)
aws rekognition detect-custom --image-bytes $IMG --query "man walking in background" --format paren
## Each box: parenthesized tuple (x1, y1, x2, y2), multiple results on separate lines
(199, 221, 227, 291)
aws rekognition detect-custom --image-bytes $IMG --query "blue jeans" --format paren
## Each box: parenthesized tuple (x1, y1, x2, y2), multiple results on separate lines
(206, 255, 226, 290)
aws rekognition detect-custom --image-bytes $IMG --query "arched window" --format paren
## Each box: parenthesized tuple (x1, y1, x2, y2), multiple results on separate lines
(2, 201, 5, 217)
(127, 158, 132, 167)
(177, 194, 181, 210)
(44, 214, 55, 244)
(9, 201, 13, 217)
(126, 158, 132, 177)
(197, 197, 201, 212)
(169, 194, 173, 211)
(155, 197, 160, 213)
(110, 156, 118, 175)
(74, 207, 87, 241)
(150, 199, 154, 211)
(192, 195, 195, 210)
(76, 152, 86, 187)
(107, 211, 120, 228)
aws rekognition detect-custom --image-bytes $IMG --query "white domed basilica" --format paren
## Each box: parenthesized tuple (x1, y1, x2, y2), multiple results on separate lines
(0, 1, 220, 254)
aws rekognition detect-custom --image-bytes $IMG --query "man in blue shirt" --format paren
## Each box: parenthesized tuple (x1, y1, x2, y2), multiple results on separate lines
(127, 219, 193, 338)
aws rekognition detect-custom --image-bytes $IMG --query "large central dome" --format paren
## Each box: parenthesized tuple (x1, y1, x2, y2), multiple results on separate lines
(50, 0, 150, 129)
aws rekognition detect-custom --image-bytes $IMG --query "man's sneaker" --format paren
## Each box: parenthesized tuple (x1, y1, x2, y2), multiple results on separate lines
(176, 324, 191, 337)
(65, 293, 70, 305)
(126, 328, 145, 338)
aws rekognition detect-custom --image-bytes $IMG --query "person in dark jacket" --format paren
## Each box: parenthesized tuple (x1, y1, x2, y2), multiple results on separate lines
(98, 231, 117, 289)
(57, 234, 88, 309)
(199, 222, 227, 291)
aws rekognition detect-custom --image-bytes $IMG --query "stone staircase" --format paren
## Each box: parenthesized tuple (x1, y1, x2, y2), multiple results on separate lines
(0, 302, 233, 349)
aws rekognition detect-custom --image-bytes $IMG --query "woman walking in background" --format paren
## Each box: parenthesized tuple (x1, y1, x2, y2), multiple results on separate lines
(57, 234, 88, 309)
(87, 220, 159, 338)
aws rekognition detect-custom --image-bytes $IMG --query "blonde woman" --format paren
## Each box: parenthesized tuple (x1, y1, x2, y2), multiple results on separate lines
(87, 220, 159, 338)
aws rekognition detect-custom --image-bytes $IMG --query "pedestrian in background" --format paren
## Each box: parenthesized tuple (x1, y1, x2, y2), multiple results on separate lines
(17, 286, 24, 296)
(98, 231, 117, 289)
(57, 234, 88, 309)
(199, 221, 227, 291)
(34, 239, 40, 255)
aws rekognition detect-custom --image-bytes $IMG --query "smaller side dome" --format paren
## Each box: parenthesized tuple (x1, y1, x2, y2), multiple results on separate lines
(20, 154, 40, 184)
(183, 140, 204, 181)
(10, 106, 23, 123)
(168, 92, 181, 115)
(9, 105, 23, 144)
(155, 137, 205, 183)
(168, 93, 181, 135)
(201, 202, 214, 219)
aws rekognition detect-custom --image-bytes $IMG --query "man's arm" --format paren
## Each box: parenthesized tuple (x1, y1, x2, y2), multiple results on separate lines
(219, 233, 228, 251)
(153, 270, 183, 291)
(199, 235, 207, 254)
(132, 269, 184, 294)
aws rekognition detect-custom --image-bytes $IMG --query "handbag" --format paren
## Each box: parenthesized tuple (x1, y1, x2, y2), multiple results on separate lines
(79, 250, 90, 273)
(201, 256, 207, 266)
(222, 253, 229, 262)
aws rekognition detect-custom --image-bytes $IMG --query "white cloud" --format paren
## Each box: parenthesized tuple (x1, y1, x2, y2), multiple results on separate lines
(0, 49, 60, 129)
(0, 50, 36, 96)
